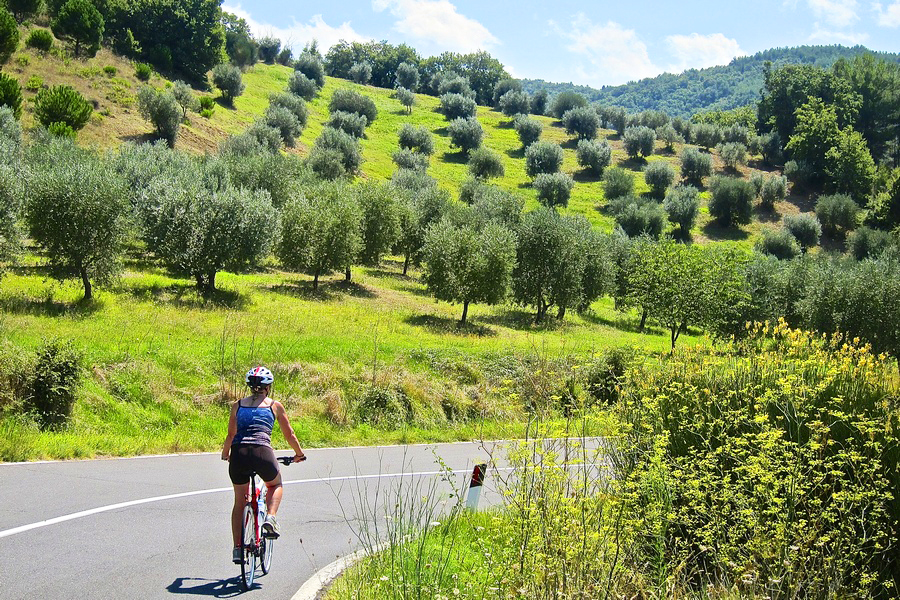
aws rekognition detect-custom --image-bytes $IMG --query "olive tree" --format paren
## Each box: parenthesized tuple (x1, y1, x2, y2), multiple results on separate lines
(643, 161, 675, 199)
(288, 71, 318, 101)
(514, 114, 542, 148)
(349, 62, 372, 85)
(525, 140, 563, 177)
(467, 146, 504, 180)
(356, 182, 401, 266)
(499, 90, 530, 118)
(603, 167, 634, 200)
(276, 182, 361, 289)
(395, 87, 415, 114)
(264, 105, 303, 147)
(440, 93, 477, 120)
(329, 88, 377, 123)
(398, 123, 434, 155)
(718, 141, 748, 170)
(447, 117, 483, 155)
(512, 208, 587, 322)
(663, 185, 700, 236)
(212, 64, 245, 105)
(137, 86, 181, 146)
(576, 139, 612, 177)
(172, 81, 200, 119)
(562, 106, 600, 140)
(395, 62, 420, 91)
(423, 219, 517, 324)
(708, 176, 754, 227)
(142, 177, 276, 293)
(533, 172, 574, 209)
(623, 125, 655, 159)
(295, 52, 325, 88)
(550, 91, 587, 119)
(25, 143, 128, 300)
(680, 146, 713, 186)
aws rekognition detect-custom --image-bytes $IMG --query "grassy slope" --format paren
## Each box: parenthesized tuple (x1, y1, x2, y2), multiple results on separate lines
(7, 26, 809, 246)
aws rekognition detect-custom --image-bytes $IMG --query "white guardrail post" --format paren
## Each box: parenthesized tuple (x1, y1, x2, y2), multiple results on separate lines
(465, 463, 487, 511)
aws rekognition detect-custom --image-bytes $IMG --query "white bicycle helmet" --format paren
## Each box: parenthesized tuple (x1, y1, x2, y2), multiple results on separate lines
(245, 366, 274, 387)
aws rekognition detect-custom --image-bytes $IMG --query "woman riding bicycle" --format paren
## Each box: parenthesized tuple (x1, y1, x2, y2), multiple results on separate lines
(221, 366, 306, 564)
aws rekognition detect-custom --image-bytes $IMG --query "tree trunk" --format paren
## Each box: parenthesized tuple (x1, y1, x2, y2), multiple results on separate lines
(194, 273, 205, 291)
(557, 305, 567, 320)
(207, 271, 216, 293)
(313, 271, 319, 290)
(345, 267, 352, 282)
(460, 300, 469, 325)
(403, 254, 410, 276)
(80, 266, 92, 300)
(639, 308, 648, 331)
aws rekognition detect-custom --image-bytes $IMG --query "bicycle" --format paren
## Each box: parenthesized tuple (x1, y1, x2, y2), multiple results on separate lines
(239, 455, 305, 591)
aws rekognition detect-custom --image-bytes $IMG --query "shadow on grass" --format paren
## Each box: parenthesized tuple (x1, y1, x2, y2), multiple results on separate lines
(120, 133, 158, 145)
(0, 293, 104, 318)
(166, 575, 244, 597)
(264, 278, 377, 301)
(366, 268, 416, 282)
(214, 97, 236, 110)
(617, 156, 647, 170)
(496, 119, 515, 129)
(441, 150, 468, 164)
(404, 314, 497, 337)
(753, 204, 782, 223)
(505, 147, 525, 159)
(573, 169, 601, 183)
(701, 221, 750, 242)
(434, 126, 449, 137)
(560, 137, 579, 150)
(579, 311, 666, 337)
(121, 281, 250, 310)
(478, 308, 565, 332)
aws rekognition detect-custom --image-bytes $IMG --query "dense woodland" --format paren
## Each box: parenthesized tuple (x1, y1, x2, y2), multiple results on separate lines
(522, 45, 900, 117)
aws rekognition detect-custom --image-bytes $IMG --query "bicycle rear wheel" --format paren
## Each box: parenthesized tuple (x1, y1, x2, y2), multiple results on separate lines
(260, 534, 274, 574)
(240, 503, 257, 590)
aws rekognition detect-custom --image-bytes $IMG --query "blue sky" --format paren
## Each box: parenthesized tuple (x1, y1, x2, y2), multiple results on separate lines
(224, 0, 900, 87)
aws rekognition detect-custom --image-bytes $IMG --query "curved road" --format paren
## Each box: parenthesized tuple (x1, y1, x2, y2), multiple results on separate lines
(0, 442, 500, 600)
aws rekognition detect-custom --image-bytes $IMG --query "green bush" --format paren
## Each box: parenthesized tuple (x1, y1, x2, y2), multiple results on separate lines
(199, 108, 213, 119)
(198, 96, 215, 111)
(663, 185, 700, 234)
(354, 385, 412, 428)
(708, 176, 754, 227)
(264, 105, 302, 147)
(327, 110, 367, 139)
(576, 139, 611, 177)
(329, 88, 377, 123)
(26, 29, 54, 52)
(269, 92, 308, 128)
(533, 172, 574, 208)
(815, 193, 859, 235)
(611, 196, 665, 238)
(313, 126, 361, 173)
(680, 146, 712, 186)
(103, 65, 116, 76)
(29, 340, 80, 430)
(0, 8, 19, 64)
(446, 116, 483, 155)
(0, 73, 23, 119)
(643, 161, 675, 199)
(783, 213, 822, 251)
(308, 146, 346, 180)
(524, 140, 563, 177)
(467, 146, 504, 180)
(294, 52, 325, 88)
(602, 166, 634, 200)
(717, 141, 747, 169)
(623, 125, 655, 158)
(439, 92, 476, 120)
(34, 85, 92, 131)
(46, 121, 76, 138)
(760, 174, 787, 210)
(755, 228, 800, 259)
(847, 226, 894, 260)
(134, 62, 152, 81)
(398, 123, 434, 155)
(514, 114, 543, 148)
(584, 346, 636, 405)
(137, 86, 180, 146)
(287, 71, 318, 101)
(212, 63, 244, 104)
(392, 148, 429, 172)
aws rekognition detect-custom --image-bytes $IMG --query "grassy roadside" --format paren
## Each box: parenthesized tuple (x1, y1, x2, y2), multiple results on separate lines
(0, 249, 701, 462)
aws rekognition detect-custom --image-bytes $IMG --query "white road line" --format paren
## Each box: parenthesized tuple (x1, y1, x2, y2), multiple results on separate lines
(0, 467, 509, 540)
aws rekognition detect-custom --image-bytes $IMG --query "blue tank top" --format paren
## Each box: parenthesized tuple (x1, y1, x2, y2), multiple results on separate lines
(232, 401, 275, 447)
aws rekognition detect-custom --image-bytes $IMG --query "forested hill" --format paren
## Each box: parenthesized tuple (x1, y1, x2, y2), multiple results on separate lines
(521, 45, 900, 118)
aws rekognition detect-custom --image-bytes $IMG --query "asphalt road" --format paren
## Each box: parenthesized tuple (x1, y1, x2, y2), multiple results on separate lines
(0, 442, 501, 600)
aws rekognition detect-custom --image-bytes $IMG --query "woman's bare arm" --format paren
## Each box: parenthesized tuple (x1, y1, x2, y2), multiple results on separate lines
(273, 401, 305, 461)
(221, 401, 239, 461)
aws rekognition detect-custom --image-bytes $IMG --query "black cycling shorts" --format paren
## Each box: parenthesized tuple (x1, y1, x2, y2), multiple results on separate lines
(229, 444, 280, 484)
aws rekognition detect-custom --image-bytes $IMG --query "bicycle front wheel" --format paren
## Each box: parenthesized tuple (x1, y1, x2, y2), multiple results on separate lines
(240, 503, 257, 590)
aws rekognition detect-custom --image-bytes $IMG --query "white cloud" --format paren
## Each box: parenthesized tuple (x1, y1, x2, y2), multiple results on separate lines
(665, 33, 745, 72)
(556, 16, 659, 86)
(873, 1, 900, 26)
(372, 0, 498, 52)
(808, 0, 860, 27)
(223, 4, 368, 53)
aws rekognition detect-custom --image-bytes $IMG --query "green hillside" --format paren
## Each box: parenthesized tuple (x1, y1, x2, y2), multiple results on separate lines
(521, 45, 900, 118)
(6, 27, 807, 246)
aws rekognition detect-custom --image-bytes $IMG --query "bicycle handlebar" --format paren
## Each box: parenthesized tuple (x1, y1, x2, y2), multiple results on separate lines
(277, 455, 306, 465)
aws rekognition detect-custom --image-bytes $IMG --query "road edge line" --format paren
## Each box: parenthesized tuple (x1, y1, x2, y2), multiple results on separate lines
(291, 543, 386, 600)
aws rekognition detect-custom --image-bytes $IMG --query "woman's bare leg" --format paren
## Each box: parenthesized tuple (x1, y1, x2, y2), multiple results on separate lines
(264, 472, 283, 516)
(231, 483, 250, 547)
